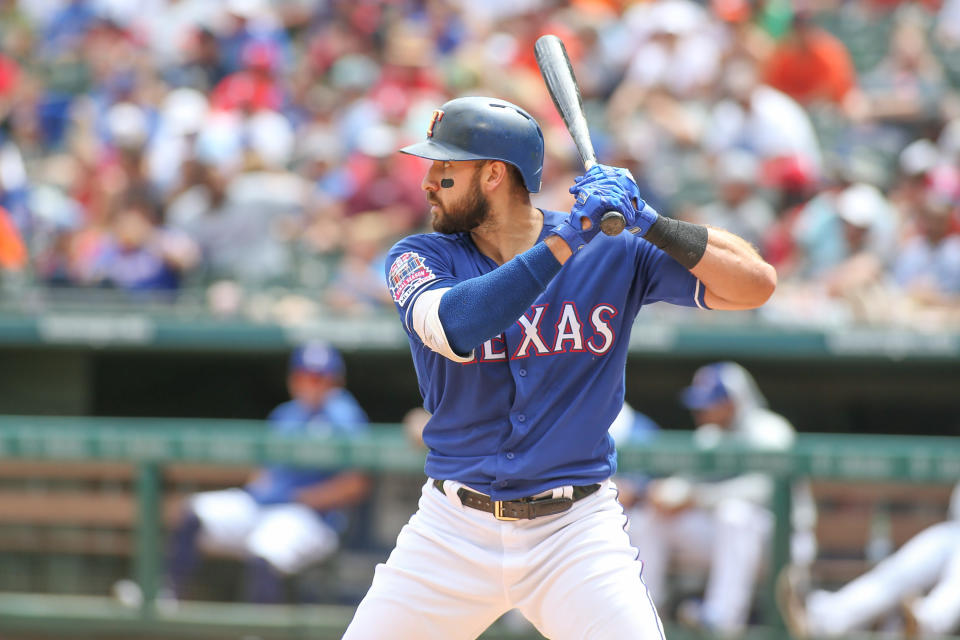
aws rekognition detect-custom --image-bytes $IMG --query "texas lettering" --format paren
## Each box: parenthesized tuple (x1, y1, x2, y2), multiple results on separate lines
(462, 302, 618, 363)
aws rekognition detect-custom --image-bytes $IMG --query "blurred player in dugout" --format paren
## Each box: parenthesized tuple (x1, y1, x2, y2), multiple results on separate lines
(626, 361, 817, 634)
(781, 481, 960, 638)
(165, 342, 371, 603)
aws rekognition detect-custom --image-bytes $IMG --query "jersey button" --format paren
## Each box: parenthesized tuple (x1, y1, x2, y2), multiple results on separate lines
(518, 369, 527, 377)
(517, 414, 525, 422)
(506, 452, 515, 459)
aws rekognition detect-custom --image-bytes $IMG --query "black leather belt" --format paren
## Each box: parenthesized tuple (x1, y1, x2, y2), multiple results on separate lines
(432, 479, 601, 521)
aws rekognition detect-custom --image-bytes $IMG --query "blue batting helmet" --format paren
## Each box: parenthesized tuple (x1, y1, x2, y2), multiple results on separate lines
(400, 97, 544, 193)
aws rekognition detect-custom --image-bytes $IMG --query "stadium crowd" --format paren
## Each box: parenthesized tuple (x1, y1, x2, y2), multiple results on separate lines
(0, 0, 958, 327)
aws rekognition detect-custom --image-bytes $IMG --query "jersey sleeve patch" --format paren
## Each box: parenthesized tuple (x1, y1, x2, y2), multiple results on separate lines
(389, 251, 437, 306)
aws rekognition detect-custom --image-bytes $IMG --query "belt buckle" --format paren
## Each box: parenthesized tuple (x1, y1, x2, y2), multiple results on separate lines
(493, 500, 519, 521)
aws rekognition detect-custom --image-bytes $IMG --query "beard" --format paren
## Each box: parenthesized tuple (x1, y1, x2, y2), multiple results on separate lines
(430, 172, 491, 234)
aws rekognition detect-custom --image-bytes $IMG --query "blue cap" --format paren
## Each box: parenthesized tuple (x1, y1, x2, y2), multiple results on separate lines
(289, 342, 344, 378)
(680, 363, 730, 410)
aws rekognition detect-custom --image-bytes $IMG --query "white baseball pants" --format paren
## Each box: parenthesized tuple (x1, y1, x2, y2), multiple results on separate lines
(806, 520, 960, 636)
(343, 479, 665, 640)
(189, 488, 338, 575)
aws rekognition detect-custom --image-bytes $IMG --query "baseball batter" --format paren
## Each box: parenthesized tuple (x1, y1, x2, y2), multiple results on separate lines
(343, 97, 777, 639)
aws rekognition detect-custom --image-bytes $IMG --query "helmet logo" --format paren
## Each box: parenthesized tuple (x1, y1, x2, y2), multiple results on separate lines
(427, 109, 444, 138)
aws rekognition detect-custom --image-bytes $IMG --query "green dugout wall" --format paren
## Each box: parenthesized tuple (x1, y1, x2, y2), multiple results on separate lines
(1, 312, 959, 435)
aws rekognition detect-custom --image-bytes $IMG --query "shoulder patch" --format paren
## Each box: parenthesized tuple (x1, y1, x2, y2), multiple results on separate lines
(388, 251, 436, 306)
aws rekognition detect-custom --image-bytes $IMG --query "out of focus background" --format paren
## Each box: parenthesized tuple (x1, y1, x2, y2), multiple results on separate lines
(0, 0, 958, 638)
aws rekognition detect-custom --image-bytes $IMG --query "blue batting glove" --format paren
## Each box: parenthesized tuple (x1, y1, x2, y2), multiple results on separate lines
(569, 165, 659, 237)
(550, 183, 638, 252)
(630, 199, 660, 237)
(570, 164, 636, 191)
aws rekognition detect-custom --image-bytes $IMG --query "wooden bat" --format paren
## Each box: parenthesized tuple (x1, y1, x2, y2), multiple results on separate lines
(534, 34, 625, 236)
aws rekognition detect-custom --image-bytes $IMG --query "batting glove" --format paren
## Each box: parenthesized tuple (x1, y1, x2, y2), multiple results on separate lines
(570, 164, 659, 237)
(571, 164, 638, 191)
(550, 183, 638, 252)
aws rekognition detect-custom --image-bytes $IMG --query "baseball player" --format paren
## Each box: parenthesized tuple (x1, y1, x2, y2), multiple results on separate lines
(781, 481, 960, 638)
(166, 342, 371, 603)
(627, 362, 815, 634)
(343, 96, 776, 639)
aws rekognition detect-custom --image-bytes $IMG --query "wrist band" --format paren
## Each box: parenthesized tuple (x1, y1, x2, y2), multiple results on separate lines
(644, 217, 708, 269)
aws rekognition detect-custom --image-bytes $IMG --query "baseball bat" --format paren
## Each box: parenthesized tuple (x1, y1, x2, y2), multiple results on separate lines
(534, 34, 625, 236)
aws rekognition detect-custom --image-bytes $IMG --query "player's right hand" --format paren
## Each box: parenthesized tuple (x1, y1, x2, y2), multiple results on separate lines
(550, 181, 638, 252)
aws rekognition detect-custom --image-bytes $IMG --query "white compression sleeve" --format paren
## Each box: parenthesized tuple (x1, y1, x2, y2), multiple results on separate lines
(411, 288, 475, 363)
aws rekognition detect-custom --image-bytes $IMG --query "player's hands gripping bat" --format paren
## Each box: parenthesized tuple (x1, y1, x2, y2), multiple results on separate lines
(571, 165, 660, 238)
(535, 34, 626, 236)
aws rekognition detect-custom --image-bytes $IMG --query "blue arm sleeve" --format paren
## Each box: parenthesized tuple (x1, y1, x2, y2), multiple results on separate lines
(438, 242, 562, 355)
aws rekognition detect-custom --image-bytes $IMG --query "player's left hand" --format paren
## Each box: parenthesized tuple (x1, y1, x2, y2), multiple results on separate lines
(571, 164, 659, 237)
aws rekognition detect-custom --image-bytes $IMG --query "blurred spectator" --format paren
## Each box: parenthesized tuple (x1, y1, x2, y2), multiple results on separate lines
(762, 12, 858, 110)
(810, 183, 899, 295)
(0, 119, 29, 229)
(88, 191, 199, 295)
(685, 151, 775, 249)
(134, 0, 222, 71)
(0, 204, 26, 271)
(210, 39, 285, 113)
(702, 56, 824, 177)
(889, 138, 942, 216)
(619, 0, 722, 102)
(940, 118, 960, 167)
(171, 26, 229, 91)
(778, 180, 898, 286)
(0, 52, 20, 114)
(781, 482, 960, 638)
(847, 8, 953, 154)
(147, 87, 210, 197)
(28, 151, 95, 285)
(609, 0, 721, 146)
(627, 362, 816, 635)
(367, 21, 445, 130)
(323, 212, 394, 314)
(217, 0, 291, 76)
(0, 2, 32, 55)
(42, 0, 99, 58)
(710, 0, 776, 64)
(752, 0, 795, 40)
(166, 150, 226, 223)
(890, 169, 960, 306)
(97, 101, 160, 210)
(164, 342, 372, 603)
(343, 123, 427, 234)
(759, 154, 823, 270)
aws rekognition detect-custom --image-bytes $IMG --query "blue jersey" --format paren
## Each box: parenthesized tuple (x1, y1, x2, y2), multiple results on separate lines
(386, 209, 707, 500)
(245, 390, 369, 506)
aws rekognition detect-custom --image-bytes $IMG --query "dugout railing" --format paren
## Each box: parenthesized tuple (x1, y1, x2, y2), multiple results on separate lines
(0, 416, 957, 640)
